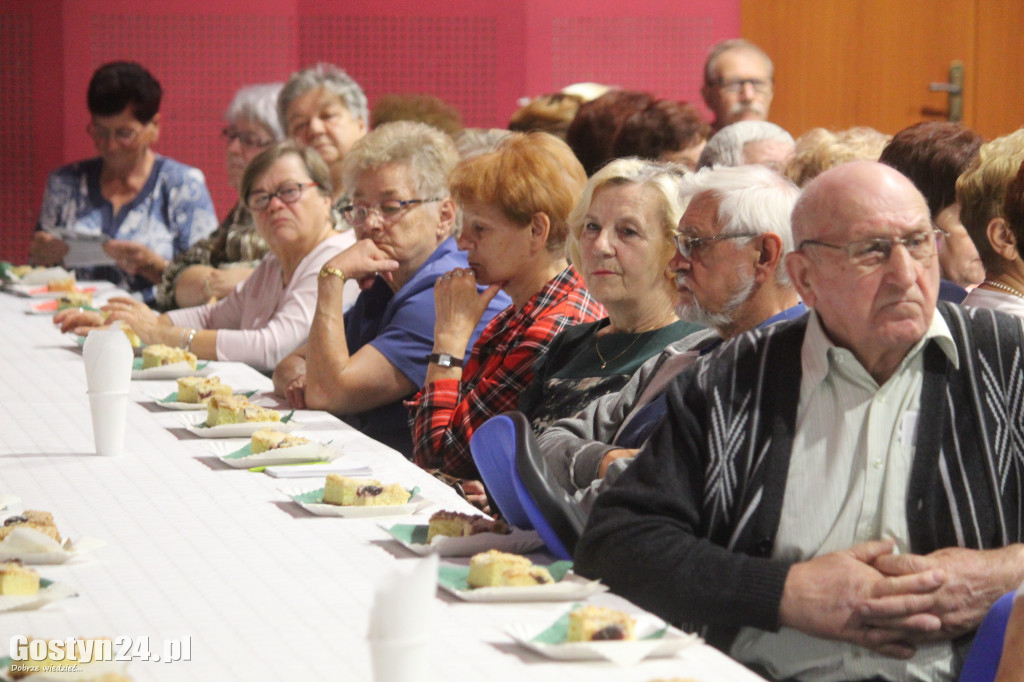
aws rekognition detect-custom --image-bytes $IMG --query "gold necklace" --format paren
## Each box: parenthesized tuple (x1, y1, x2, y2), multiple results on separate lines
(595, 331, 644, 370)
(983, 279, 1024, 300)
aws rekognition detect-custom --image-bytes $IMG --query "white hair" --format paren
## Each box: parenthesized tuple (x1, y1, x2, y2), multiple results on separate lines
(225, 83, 285, 140)
(698, 121, 795, 169)
(277, 63, 368, 132)
(679, 164, 801, 285)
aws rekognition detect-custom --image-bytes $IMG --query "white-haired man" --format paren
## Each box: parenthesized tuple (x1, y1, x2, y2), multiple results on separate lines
(576, 161, 1024, 681)
(701, 39, 775, 131)
(538, 164, 804, 504)
(697, 120, 795, 171)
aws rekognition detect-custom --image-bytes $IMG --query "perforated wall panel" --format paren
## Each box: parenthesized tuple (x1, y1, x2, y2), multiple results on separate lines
(0, 13, 37, 262)
(1, 0, 739, 264)
(299, 15, 504, 129)
(551, 15, 714, 112)
(83, 13, 297, 218)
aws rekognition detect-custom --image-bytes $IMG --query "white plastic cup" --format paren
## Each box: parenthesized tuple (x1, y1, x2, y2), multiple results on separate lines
(82, 327, 133, 393)
(369, 635, 432, 682)
(87, 390, 129, 456)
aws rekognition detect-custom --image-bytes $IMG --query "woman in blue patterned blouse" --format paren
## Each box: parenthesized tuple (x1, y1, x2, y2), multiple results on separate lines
(30, 61, 217, 303)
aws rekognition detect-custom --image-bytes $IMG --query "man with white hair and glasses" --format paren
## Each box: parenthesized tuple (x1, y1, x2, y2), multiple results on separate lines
(576, 161, 1024, 682)
(538, 163, 805, 506)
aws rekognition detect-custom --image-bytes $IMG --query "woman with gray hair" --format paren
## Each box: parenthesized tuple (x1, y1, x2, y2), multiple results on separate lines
(273, 122, 508, 456)
(57, 142, 352, 374)
(697, 120, 794, 171)
(278, 63, 368, 201)
(517, 158, 702, 431)
(155, 82, 284, 310)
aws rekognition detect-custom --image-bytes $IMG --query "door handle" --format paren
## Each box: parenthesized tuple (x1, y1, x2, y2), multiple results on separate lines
(929, 60, 964, 123)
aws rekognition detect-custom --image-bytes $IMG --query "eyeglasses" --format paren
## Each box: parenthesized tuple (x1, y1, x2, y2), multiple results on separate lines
(713, 78, 772, 94)
(87, 122, 145, 144)
(245, 181, 318, 211)
(221, 128, 273, 150)
(340, 198, 441, 227)
(798, 229, 946, 273)
(674, 232, 759, 259)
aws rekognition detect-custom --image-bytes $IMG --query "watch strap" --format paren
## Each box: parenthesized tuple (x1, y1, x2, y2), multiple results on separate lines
(426, 352, 463, 368)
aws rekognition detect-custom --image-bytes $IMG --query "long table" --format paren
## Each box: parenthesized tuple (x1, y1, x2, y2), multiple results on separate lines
(0, 288, 765, 682)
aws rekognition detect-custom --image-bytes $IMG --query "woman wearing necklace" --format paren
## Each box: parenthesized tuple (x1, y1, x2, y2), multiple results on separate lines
(517, 158, 702, 431)
(55, 143, 352, 374)
(960, 140, 1024, 318)
(408, 132, 605, 490)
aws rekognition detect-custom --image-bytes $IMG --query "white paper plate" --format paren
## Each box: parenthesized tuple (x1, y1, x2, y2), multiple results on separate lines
(27, 299, 78, 315)
(0, 578, 77, 613)
(147, 389, 259, 411)
(507, 614, 700, 665)
(383, 522, 544, 557)
(438, 564, 608, 603)
(179, 411, 295, 437)
(131, 360, 213, 380)
(10, 284, 97, 299)
(0, 527, 105, 565)
(183, 419, 296, 439)
(0, 494, 20, 512)
(5, 266, 73, 287)
(288, 487, 428, 518)
(215, 440, 338, 469)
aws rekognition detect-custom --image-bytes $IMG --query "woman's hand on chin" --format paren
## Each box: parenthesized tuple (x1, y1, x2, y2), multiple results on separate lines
(432, 268, 504, 353)
(326, 240, 400, 291)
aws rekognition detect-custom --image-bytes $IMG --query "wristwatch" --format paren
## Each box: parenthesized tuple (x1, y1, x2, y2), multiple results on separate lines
(426, 352, 463, 368)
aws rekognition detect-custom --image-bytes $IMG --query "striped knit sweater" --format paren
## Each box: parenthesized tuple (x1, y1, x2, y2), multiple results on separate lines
(576, 302, 1024, 652)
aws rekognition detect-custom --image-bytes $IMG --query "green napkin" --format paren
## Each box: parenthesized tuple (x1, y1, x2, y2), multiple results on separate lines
(387, 523, 430, 545)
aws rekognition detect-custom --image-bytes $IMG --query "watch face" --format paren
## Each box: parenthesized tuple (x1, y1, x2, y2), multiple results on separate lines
(438, 355, 453, 367)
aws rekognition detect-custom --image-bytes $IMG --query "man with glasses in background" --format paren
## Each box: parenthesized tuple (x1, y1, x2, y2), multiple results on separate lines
(576, 161, 1024, 681)
(700, 39, 775, 132)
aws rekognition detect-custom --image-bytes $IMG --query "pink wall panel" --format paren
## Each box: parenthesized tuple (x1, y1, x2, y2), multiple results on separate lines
(297, 0, 527, 130)
(60, 0, 299, 227)
(525, 0, 739, 123)
(0, 0, 740, 263)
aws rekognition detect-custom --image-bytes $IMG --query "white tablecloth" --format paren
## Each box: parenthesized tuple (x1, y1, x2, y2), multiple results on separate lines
(0, 288, 765, 682)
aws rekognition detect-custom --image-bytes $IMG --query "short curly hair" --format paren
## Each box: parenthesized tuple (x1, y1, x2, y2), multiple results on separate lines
(786, 127, 891, 188)
(879, 121, 983, 217)
(340, 121, 459, 202)
(449, 131, 585, 254)
(87, 61, 162, 123)
(956, 128, 1024, 269)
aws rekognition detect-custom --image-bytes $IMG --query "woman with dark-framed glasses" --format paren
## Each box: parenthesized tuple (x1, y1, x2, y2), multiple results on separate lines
(55, 142, 352, 374)
(30, 61, 218, 304)
(272, 122, 509, 457)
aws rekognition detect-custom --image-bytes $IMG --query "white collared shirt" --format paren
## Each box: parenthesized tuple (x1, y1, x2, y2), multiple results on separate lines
(731, 309, 959, 681)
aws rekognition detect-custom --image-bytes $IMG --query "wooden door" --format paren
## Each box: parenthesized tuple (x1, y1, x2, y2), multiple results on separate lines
(741, 0, 1024, 139)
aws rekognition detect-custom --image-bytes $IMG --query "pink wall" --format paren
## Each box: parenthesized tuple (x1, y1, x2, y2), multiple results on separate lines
(0, 0, 739, 262)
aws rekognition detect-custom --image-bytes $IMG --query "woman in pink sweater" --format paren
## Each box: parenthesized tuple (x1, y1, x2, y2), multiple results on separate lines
(55, 143, 350, 375)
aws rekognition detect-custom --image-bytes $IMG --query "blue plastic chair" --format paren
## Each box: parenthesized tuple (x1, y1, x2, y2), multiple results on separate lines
(510, 411, 587, 561)
(959, 591, 1017, 682)
(470, 413, 532, 528)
